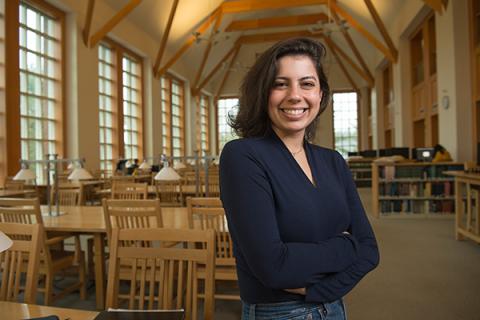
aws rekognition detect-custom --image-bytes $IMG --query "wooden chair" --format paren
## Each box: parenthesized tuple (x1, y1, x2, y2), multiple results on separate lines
(112, 182, 148, 200)
(102, 199, 163, 244)
(154, 180, 183, 206)
(0, 198, 86, 305)
(52, 184, 82, 206)
(0, 222, 42, 303)
(4, 177, 25, 191)
(87, 199, 164, 281)
(106, 227, 215, 320)
(186, 197, 239, 301)
(205, 174, 220, 197)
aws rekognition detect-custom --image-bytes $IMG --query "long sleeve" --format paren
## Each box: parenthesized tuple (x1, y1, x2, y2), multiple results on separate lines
(305, 154, 380, 302)
(220, 141, 359, 290)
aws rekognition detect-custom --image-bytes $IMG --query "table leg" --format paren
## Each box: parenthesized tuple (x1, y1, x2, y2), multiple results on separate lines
(455, 180, 464, 240)
(93, 233, 105, 309)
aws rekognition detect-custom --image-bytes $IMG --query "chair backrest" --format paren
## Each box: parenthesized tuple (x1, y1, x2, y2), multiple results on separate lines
(186, 197, 234, 265)
(205, 173, 220, 197)
(106, 228, 215, 320)
(154, 180, 183, 206)
(4, 178, 24, 191)
(0, 222, 42, 303)
(102, 199, 163, 244)
(112, 182, 148, 200)
(52, 184, 82, 206)
(0, 198, 44, 225)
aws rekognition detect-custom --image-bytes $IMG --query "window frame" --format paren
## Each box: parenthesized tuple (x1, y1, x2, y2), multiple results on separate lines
(4, 0, 65, 183)
(99, 38, 144, 167)
(332, 91, 359, 158)
(161, 73, 185, 157)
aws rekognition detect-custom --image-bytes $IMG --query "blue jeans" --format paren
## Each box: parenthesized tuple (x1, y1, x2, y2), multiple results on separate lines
(242, 299, 347, 320)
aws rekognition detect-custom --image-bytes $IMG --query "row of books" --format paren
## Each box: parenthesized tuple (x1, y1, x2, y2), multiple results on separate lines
(378, 164, 463, 180)
(379, 181, 454, 197)
(380, 199, 454, 214)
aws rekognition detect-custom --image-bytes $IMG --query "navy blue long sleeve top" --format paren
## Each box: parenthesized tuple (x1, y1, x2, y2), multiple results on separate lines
(219, 131, 379, 304)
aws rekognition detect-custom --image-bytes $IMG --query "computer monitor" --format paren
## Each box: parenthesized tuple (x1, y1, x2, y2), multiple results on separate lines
(378, 149, 387, 157)
(359, 149, 377, 158)
(348, 151, 359, 157)
(416, 147, 435, 162)
(389, 147, 410, 159)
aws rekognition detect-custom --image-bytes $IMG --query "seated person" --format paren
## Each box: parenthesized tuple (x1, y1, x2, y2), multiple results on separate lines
(126, 158, 139, 175)
(115, 159, 128, 174)
(432, 144, 452, 162)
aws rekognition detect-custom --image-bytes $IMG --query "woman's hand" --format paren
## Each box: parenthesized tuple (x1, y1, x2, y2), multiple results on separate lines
(284, 288, 306, 295)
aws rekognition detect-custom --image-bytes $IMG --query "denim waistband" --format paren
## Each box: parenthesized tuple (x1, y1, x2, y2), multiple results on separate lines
(242, 299, 345, 320)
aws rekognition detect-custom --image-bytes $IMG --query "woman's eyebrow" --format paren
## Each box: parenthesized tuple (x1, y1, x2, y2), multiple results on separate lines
(274, 76, 318, 81)
(299, 76, 318, 82)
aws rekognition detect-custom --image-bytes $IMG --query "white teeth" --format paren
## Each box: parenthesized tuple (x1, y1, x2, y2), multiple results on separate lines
(282, 108, 305, 115)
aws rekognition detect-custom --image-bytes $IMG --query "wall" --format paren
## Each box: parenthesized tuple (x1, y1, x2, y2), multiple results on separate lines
(436, 0, 473, 161)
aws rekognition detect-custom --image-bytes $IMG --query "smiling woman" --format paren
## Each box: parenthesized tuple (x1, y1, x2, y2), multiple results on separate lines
(220, 38, 379, 320)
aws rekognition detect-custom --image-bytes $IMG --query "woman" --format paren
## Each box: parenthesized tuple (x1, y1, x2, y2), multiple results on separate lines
(432, 144, 452, 162)
(219, 38, 379, 320)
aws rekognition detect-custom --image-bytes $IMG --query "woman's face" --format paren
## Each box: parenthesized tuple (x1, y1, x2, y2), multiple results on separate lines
(268, 55, 322, 139)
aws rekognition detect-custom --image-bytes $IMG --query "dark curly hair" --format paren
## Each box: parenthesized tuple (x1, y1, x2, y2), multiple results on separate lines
(229, 37, 331, 140)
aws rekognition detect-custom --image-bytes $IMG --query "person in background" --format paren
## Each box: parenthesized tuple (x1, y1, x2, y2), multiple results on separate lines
(432, 144, 452, 162)
(127, 158, 139, 175)
(219, 38, 379, 320)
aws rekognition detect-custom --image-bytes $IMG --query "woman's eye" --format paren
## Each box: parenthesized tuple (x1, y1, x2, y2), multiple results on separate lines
(273, 82, 287, 88)
(301, 82, 315, 88)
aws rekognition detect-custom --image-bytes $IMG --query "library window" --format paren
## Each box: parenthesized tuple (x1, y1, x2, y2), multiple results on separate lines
(19, 0, 64, 183)
(217, 98, 238, 153)
(98, 40, 143, 168)
(98, 44, 115, 172)
(122, 55, 142, 160)
(161, 75, 184, 157)
(333, 92, 358, 158)
(198, 94, 210, 154)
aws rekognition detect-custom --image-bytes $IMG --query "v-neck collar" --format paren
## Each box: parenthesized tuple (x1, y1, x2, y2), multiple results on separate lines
(267, 130, 318, 188)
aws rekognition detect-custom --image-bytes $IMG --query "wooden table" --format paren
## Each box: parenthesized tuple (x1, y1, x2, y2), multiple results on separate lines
(0, 301, 98, 320)
(0, 189, 37, 197)
(96, 184, 203, 197)
(42, 205, 189, 310)
(444, 171, 480, 244)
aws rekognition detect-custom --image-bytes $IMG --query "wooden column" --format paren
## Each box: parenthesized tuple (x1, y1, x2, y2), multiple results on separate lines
(5, 0, 21, 176)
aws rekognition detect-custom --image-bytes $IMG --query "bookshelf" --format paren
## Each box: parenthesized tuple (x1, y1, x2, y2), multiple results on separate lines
(348, 158, 374, 188)
(372, 161, 464, 218)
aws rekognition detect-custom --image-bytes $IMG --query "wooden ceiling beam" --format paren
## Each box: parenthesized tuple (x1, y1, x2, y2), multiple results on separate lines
(322, 36, 373, 87)
(330, 9, 373, 84)
(193, 10, 224, 89)
(422, 0, 445, 14)
(325, 40, 358, 91)
(364, 0, 398, 62)
(82, 0, 95, 47)
(225, 13, 329, 32)
(89, 0, 142, 48)
(156, 7, 221, 78)
(221, 0, 327, 14)
(238, 30, 313, 44)
(153, 0, 179, 76)
(195, 43, 240, 95)
(329, 1, 396, 63)
(215, 46, 242, 99)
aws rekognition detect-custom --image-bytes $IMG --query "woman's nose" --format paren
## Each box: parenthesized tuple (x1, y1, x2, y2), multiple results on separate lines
(287, 84, 301, 103)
